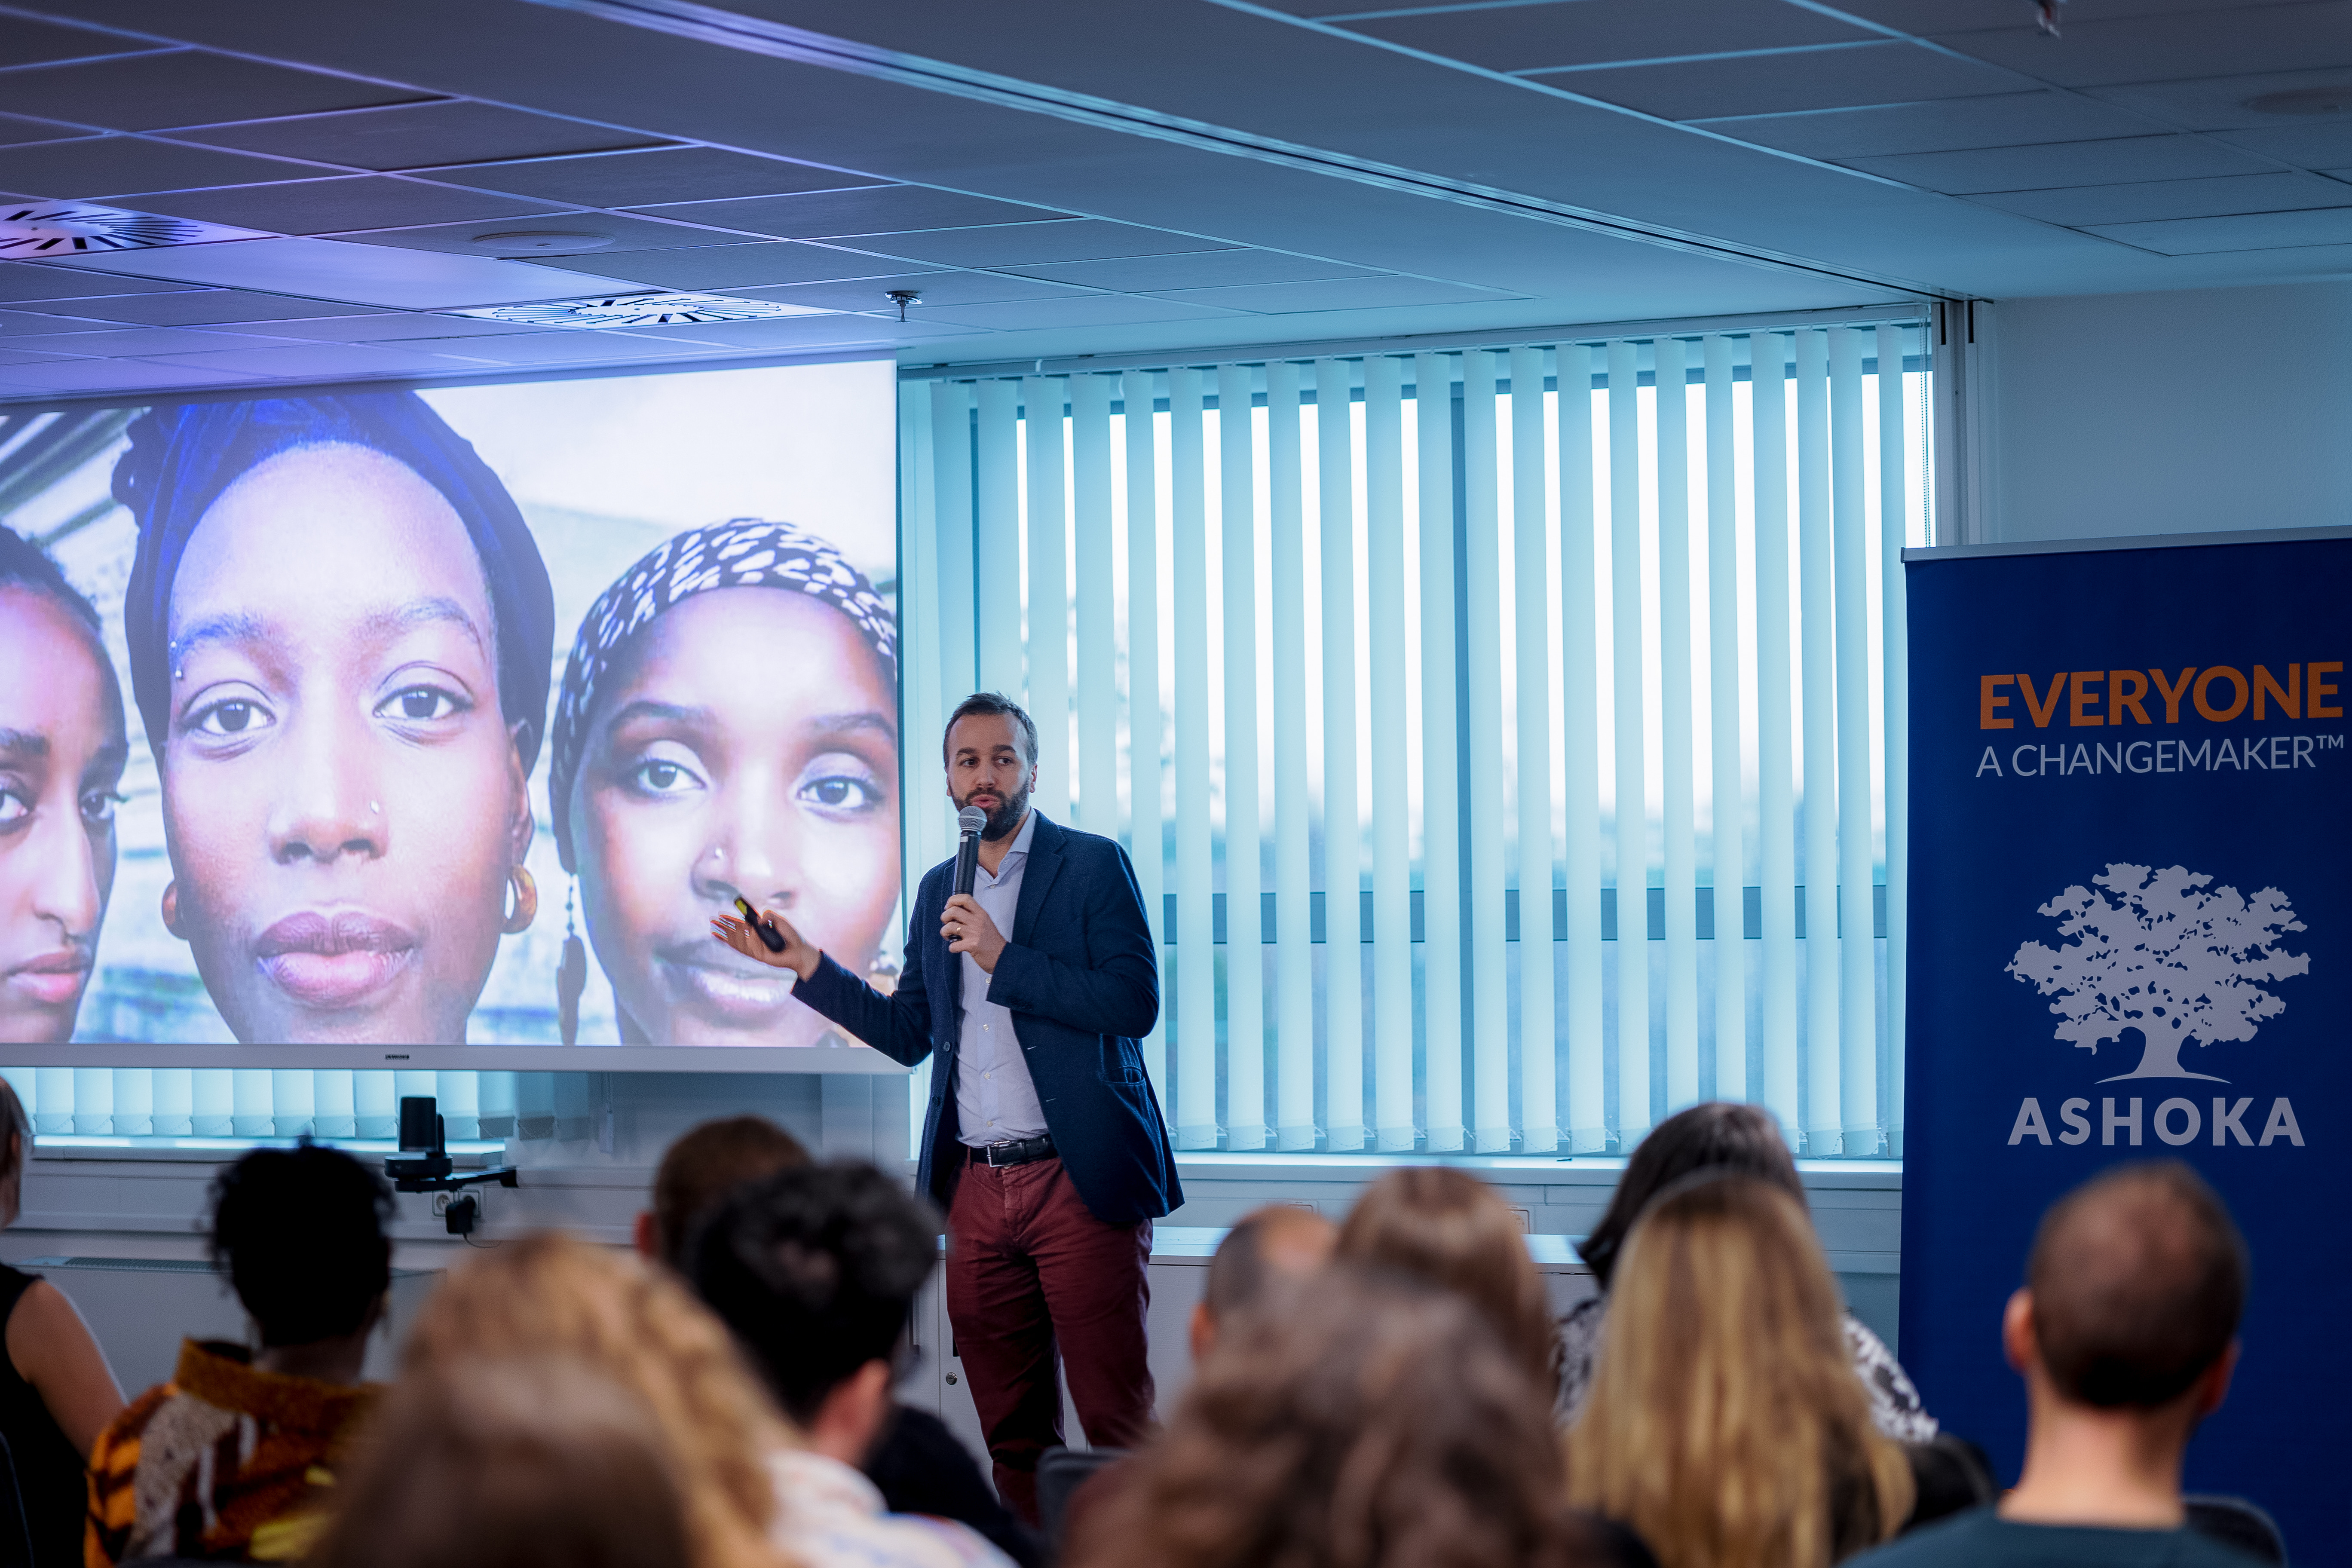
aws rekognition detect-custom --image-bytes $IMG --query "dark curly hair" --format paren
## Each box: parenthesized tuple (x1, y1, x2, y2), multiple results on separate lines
(210, 1144, 393, 1347)
(1067, 1267, 1600, 1568)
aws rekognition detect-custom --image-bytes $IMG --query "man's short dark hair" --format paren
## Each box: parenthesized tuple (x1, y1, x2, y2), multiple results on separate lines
(688, 1161, 939, 1425)
(650, 1116, 810, 1271)
(211, 1145, 393, 1347)
(2027, 1160, 2248, 1409)
(942, 692, 1038, 767)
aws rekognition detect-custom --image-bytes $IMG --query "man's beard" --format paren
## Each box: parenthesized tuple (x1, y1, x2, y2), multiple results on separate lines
(958, 779, 1031, 842)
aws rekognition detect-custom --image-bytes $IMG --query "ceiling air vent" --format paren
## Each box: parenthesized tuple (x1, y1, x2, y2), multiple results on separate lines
(445, 291, 830, 329)
(0, 201, 262, 257)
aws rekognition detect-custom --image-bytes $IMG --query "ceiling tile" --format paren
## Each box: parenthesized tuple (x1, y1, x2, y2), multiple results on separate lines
(1006, 248, 1384, 290)
(35, 236, 646, 310)
(0, 261, 198, 303)
(0, 115, 85, 150)
(0, 51, 437, 134)
(0, 306, 117, 335)
(138, 340, 496, 377)
(0, 136, 316, 200)
(1343, 0, 1871, 72)
(1146, 275, 1519, 312)
(2087, 203, 2352, 251)
(1843, 133, 2275, 192)
(0, 325, 309, 356)
(2086, 67, 2352, 132)
(14, 288, 380, 326)
(0, 15, 156, 69)
(843, 220, 1240, 267)
(1969, 169, 2352, 223)
(732, 270, 1091, 310)
(608, 314, 979, 349)
(1830, 0, 2295, 31)
(388, 329, 727, 365)
(337, 211, 751, 256)
(0, 357, 260, 391)
(1554, 40, 2031, 120)
(587, 241, 912, 290)
(0, 348, 83, 368)
(230, 312, 550, 342)
(2212, 120, 2352, 165)
(413, 147, 886, 208)
(176, 101, 672, 172)
(119, 176, 564, 234)
(1691, 91, 2159, 159)
(629, 185, 1064, 239)
(1938, 5, 2352, 88)
(919, 295, 1250, 329)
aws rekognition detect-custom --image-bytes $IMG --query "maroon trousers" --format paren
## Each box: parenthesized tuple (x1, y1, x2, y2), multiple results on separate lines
(945, 1154, 1155, 1522)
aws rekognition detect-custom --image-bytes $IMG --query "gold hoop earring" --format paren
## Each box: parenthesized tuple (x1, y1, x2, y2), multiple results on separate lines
(502, 866, 538, 935)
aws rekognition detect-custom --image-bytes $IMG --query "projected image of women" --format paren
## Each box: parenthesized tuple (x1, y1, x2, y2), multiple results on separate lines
(548, 521, 899, 1047)
(114, 395, 555, 1045)
(0, 530, 128, 1045)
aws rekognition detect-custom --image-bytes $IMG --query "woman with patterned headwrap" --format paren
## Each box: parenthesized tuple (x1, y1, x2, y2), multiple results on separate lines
(548, 520, 899, 1048)
(113, 393, 554, 1045)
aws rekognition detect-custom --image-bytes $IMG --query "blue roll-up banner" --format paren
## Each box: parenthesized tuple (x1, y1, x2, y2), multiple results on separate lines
(1902, 530, 2349, 1562)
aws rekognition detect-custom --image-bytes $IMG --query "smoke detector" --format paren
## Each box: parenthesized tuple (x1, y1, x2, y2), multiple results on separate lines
(0, 200, 266, 257)
(2245, 86, 2352, 116)
(444, 292, 832, 329)
(467, 230, 618, 255)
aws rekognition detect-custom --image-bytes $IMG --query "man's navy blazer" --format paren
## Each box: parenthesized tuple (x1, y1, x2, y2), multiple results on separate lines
(794, 812, 1182, 1226)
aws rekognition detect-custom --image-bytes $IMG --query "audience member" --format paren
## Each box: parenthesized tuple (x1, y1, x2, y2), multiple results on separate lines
(636, 1115, 811, 1271)
(0, 1080, 122, 1568)
(308, 1357, 694, 1568)
(692, 1162, 1024, 1568)
(1850, 1162, 2259, 1568)
(1565, 1173, 1914, 1568)
(1561, 1102, 1935, 1439)
(1336, 1166, 1558, 1387)
(1068, 1265, 1642, 1568)
(1189, 1204, 1336, 1364)
(401, 1233, 790, 1568)
(86, 1144, 389, 1563)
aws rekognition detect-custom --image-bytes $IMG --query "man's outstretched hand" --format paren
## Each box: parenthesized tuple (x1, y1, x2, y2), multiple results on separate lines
(710, 906, 821, 981)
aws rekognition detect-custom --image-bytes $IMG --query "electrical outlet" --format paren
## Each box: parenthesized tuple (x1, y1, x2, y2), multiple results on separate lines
(432, 1191, 453, 1216)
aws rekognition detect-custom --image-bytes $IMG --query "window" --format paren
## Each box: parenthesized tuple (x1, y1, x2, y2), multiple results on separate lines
(899, 317, 1931, 1158)
(0, 1068, 593, 1145)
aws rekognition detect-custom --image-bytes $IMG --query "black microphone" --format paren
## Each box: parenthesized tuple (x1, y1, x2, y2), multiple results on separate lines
(954, 805, 987, 897)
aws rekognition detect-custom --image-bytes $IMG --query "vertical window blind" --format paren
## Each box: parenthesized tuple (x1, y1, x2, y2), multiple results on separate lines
(0, 1068, 604, 1143)
(901, 316, 1931, 1158)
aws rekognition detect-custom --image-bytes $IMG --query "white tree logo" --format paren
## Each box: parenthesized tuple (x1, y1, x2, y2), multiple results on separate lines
(2007, 863, 2309, 1082)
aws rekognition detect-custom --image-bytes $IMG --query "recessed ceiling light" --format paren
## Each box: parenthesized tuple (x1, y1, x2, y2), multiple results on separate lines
(468, 230, 618, 255)
(0, 201, 266, 257)
(2244, 86, 2352, 116)
(444, 291, 833, 328)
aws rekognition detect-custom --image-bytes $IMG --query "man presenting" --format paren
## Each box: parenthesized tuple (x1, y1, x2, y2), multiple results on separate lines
(713, 691, 1179, 1520)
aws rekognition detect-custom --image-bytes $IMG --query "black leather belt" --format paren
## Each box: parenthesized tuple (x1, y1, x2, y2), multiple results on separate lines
(969, 1133, 1056, 1168)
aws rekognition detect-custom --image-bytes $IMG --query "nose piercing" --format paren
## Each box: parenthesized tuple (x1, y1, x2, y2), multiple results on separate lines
(369, 801, 381, 814)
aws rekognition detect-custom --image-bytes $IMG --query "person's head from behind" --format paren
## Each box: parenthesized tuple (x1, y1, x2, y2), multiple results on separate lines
(309, 1357, 692, 1568)
(689, 1160, 937, 1466)
(1190, 1204, 1335, 1363)
(1565, 1173, 1911, 1568)
(1577, 1100, 1801, 1289)
(635, 1114, 811, 1271)
(402, 1233, 787, 1568)
(2011, 1161, 2246, 1437)
(0, 1077, 28, 1228)
(1335, 1166, 1555, 1386)
(0, 527, 126, 1046)
(942, 692, 1038, 843)
(211, 1144, 390, 1363)
(1069, 1268, 1579, 1568)
(549, 521, 901, 1049)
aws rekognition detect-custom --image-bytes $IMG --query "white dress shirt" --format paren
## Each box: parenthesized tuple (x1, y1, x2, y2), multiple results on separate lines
(768, 1448, 1013, 1568)
(954, 809, 1048, 1146)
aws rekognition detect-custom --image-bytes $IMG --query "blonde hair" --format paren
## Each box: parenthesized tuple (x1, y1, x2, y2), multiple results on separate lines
(1563, 1176, 1911, 1568)
(1336, 1167, 1558, 1386)
(401, 1234, 794, 1568)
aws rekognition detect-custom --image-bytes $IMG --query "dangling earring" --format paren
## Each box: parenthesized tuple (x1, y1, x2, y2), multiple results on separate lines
(159, 882, 183, 939)
(557, 880, 586, 1047)
(502, 865, 538, 935)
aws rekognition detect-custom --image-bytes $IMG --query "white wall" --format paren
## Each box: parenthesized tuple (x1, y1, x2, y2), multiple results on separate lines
(1987, 281, 2352, 544)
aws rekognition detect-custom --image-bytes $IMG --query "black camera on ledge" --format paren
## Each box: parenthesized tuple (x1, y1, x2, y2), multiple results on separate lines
(386, 1096, 518, 1237)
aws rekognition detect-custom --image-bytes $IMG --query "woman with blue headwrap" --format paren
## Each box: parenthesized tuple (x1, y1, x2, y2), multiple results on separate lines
(115, 392, 554, 1045)
(548, 520, 899, 1047)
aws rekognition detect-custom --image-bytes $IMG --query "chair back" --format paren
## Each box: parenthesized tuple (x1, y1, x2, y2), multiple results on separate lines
(1037, 1445, 1126, 1551)
(2184, 1495, 2287, 1566)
